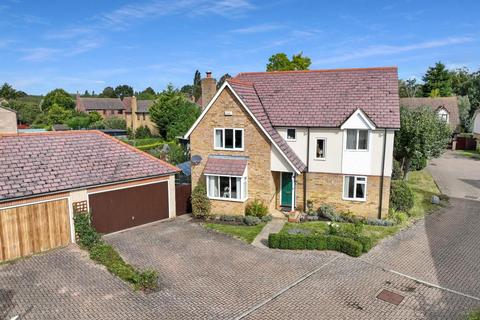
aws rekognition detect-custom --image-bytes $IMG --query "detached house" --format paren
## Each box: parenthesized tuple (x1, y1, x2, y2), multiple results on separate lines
(185, 67, 400, 219)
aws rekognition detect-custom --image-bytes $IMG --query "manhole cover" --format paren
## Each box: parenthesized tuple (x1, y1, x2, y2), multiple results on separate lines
(377, 289, 404, 305)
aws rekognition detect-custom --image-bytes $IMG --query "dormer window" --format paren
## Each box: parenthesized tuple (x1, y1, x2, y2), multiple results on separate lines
(286, 128, 296, 141)
(346, 129, 368, 151)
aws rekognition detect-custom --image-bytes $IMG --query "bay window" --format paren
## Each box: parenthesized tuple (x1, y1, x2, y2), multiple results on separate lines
(206, 175, 248, 201)
(214, 128, 244, 150)
(343, 176, 367, 201)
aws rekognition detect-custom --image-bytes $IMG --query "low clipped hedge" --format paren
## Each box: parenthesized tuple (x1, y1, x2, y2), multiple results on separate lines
(268, 233, 363, 257)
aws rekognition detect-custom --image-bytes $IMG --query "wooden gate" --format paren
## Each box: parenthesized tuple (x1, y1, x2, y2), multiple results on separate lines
(175, 184, 192, 216)
(0, 199, 71, 262)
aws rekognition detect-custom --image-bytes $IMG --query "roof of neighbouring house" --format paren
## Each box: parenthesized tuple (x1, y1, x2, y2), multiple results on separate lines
(122, 97, 154, 113)
(0, 131, 179, 202)
(233, 67, 400, 129)
(77, 97, 126, 110)
(400, 97, 460, 130)
(204, 156, 248, 176)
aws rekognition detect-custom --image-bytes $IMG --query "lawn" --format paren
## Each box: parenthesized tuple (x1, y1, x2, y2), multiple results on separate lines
(405, 170, 441, 218)
(123, 137, 165, 150)
(458, 150, 480, 160)
(278, 169, 440, 248)
(204, 223, 266, 244)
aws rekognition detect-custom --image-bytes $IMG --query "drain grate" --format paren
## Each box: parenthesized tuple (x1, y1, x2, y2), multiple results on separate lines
(377, 289, 404, 305)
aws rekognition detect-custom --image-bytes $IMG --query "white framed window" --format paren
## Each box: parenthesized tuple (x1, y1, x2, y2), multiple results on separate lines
(343, 176, 367, 201)
(214, 128, 244, 150)
(346, 129, 369, 151)
(315, 138, 326, 160)
(286, 128, 296, 141)
(206, 175, 248, 201)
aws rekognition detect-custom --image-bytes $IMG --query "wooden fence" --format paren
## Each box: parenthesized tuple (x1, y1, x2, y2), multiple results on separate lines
(0, 199, 70, 262)
(175, 184, 192, 216)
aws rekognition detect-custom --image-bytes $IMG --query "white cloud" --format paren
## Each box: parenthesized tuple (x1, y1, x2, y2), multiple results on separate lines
(314, 37, 474, 65)
(20, 48, 61, 62)
(230, 23, 283, 34)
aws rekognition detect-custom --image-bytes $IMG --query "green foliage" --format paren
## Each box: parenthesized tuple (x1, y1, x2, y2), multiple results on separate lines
(99, 86, 116, 98)
(398, 79, 423, 98)
(46, 103, 73, 125)
(392, 159, 403, 180)
(388, 210, 409, 225)
(137, 87, 156, 100)
(149, 84, 200, 140)
(306, 200, 315, 216)
(245, 199, 268, 218)
(458, 96, 472, 132)
(243, 215, 262, 226)
(88, 111, 102, 123)
(422, 62, 453, 97)
(467, 308, 480, 320)
(394, 106, 451, 178)
(191, 183, 211, 219)
(65, 115, 91, 129)
(7, 100, 42, 124)
(261, 215, 273, 222)
(42, 88, 75, 111)
(103, 116, 127, 129)
(74, 212, 158, 291)
(73, 213, 101, 250)
(216, 73, 232, 90)
(0, 82, 20, 100)
(318, 204, 342, 221)
(114, 85, 134, 99)
(268, 233, 363, 257)
(134, 125, 153, 139)
(410, 153, 427, 171)
(266, 52, 311, 71)
(166, 142, 187, 165)
(193, 70, 202, 101)
(390, 180, 414, 213)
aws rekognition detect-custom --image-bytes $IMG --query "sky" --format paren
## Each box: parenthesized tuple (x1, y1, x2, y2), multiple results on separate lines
(0, 0, 479, 95)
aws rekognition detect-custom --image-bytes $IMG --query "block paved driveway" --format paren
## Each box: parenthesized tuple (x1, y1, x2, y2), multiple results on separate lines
(1, 152, 479, 319)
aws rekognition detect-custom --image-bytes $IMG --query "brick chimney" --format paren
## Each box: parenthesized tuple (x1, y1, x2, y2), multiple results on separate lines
(201, 71, 216, 109)
(131, 96, 138, 132)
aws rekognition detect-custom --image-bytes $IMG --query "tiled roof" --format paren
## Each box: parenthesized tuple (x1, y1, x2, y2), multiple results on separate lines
(234, 67, 400, 129)
(0, 131, 179, 202)
(400, 97, 460, 131)
(137, 100, 154, 113)
(227, 80, 307, 173)
(77, 97, 125, 110)
(204, 156, 247, 176)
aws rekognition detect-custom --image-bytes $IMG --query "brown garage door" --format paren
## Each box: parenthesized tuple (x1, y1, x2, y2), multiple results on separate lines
(89, 182, 169, 234)
(0, 198, 71, 262)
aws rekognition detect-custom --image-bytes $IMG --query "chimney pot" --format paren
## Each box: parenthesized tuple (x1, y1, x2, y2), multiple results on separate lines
(206, 71, 212, 78)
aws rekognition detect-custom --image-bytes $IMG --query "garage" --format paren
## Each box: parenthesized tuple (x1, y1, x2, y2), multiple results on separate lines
(89, 182, 170, 234)
(0, 198, 71, 261)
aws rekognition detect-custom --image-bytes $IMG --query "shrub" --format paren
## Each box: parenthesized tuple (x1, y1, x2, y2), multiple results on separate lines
(244, 215, 261, 226)
(268, 233, 362, 257)
(73, 213, 101, 249)
(392, 159, 403, 180)
(410, 154, 427, 171)
(261, 215, 273, 223)
(133, 270, 159, 291)
(468, 309, 480, 320)
(318, 204, 342, 221)
(134, 125, 152, 139)
(245, 199, 268, 218)
(339, 210, 359, 223)
(191, 183, 211, 219)
(390, 180, 414, 213)
(388, 210, 409, 225)
(306, 200, 316, 216)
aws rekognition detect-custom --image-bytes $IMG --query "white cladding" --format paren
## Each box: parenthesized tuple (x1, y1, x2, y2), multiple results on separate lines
(473, 112, 480, 134)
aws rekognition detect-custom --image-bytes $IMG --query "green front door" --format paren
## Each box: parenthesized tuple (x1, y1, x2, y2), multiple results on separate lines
(281, 172, 293, 207)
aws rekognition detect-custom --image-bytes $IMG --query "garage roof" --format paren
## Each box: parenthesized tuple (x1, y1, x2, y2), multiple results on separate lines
(0, 131, 179, 202)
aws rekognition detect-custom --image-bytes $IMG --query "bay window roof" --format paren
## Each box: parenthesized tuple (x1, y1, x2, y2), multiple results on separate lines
(204, 156, 248, 176)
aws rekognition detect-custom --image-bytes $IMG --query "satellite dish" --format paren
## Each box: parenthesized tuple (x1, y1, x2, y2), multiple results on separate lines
(191, 155, 202, 165)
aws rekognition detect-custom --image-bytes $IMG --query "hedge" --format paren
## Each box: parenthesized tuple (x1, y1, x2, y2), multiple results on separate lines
(268, 233, 363, 257)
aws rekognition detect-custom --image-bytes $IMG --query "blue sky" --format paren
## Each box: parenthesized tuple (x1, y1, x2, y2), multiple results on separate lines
(1, 0, 479, 95)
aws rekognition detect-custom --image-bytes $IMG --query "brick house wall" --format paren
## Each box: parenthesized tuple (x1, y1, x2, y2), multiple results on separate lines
(190, 87, 277, 215)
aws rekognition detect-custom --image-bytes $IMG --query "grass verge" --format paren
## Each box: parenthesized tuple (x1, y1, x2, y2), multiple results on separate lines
(204, 223, 266, 244)
(405, 170, 442, 218)
(458, 150, 480, 160)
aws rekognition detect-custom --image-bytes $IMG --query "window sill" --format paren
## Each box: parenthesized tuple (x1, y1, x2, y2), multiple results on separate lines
(313, 157, 326, 161)
(208, 196, 248, 203)
(345, 149, 369, 152)
(213, 147, 245, 152)
(342, 197, 366, 202)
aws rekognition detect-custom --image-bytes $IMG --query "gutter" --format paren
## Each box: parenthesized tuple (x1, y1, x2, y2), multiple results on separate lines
(378, 128, 387, 219)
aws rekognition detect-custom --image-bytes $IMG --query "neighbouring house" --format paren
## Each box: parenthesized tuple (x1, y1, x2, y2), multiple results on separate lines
(184, 67, 400, 218)
(0, 105, 17, 134)
(0, 131, 179, 262)
(473, 110, 480, 149)
(400, 97, 460, 133)
(76, 95, 157, 135)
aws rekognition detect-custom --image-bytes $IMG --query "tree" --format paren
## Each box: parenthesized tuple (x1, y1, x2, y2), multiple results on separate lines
(394, 106, 451, 179)
(458, 96, 472, 132)
(450, 67, 472, 96)
(422, 62, 453, 97)
(136, 87, 156, 100)
(149, 84, 201, 140)
(7, 100, 42, 124)
(217, 73, 232, 90)
(46, 103, 73, 125)
(99, 86, 116, 98)
(0, 83, 18, 100)
(114, 85, 134, 100)
(83, 90, 91, 97)
(192, 70, 202, 102)
(41, 88, 75, 111)
(266, 52, 311, 71)
(88, 111, 102, 123)
(180, 84, 193, 97)
(398, 79, 423, 98)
